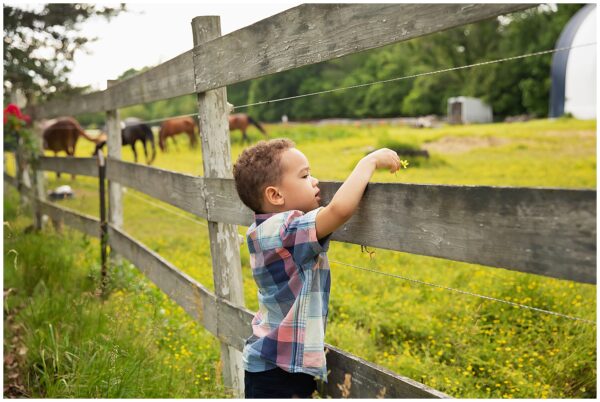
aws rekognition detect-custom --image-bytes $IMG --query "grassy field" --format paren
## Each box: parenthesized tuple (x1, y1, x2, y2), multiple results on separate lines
(4, 117, 596, 398)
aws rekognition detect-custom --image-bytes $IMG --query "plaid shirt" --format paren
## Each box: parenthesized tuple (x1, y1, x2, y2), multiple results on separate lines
(242, 207, 332, 381)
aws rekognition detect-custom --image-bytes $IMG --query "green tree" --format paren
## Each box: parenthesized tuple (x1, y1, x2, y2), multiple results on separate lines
(3, 3, 125, 104)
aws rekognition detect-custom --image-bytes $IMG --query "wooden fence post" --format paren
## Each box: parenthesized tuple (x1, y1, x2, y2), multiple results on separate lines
(32, 121, 46, 230)
(97, 151, 109, 295)
(191, 16, 245, 397)
(106, 79, 123, 263)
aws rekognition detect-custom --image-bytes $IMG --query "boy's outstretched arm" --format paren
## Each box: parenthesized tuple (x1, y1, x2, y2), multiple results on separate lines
(316, 148, 401, 239)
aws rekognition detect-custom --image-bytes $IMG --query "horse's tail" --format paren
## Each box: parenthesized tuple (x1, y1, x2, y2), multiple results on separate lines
(247, 116, 267, 136)
(144, 125, 156, 164)
(77, 124, 98, 143)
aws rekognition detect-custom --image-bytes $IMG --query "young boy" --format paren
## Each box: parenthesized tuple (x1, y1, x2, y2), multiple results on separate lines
(233, 139, 401, 398)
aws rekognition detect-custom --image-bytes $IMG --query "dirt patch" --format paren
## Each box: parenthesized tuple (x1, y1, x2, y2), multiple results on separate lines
(422, 136, 509, 154)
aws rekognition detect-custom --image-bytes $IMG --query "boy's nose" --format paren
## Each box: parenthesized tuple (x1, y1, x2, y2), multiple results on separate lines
(312, 177, 319, 186)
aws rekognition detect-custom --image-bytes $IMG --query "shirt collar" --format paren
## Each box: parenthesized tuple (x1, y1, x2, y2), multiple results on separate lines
(254, 212, 279, 226)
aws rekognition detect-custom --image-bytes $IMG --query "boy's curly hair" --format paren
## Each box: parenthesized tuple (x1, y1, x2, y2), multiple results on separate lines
(233, 138, 295, 213)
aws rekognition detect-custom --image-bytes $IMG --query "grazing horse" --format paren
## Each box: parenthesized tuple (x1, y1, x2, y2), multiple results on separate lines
(42, 117, 98, 178)
(93, 117, 156, 164)
(229, 113, 267, 142)
(159, 116, 197, 152)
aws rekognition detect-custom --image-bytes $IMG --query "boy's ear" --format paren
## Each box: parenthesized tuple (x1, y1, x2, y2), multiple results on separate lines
(264, 186, 284, 206)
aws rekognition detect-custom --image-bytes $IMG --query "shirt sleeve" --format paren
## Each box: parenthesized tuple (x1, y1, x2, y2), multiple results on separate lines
(280, 207, 332, 266)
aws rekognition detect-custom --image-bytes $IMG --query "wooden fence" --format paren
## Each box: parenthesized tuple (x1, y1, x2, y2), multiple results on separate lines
(7, 3, 596, 398)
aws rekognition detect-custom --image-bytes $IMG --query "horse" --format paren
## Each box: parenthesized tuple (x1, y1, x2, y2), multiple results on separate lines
(42, 117, 98, 179)
(159, 116, 197, 152)
(93, 117, 156, 164)
(229, 113, 267, 142)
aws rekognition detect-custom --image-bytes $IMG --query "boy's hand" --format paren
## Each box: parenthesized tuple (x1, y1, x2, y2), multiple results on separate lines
(365, 148, 402, 173)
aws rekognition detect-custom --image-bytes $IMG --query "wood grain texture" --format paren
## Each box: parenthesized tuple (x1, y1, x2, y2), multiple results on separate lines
(193, 4, 533, 92)
(321, 182, 596, 284)
(324, 344, 451, 398)
(39, 156, 98, 177)
(106, 159, 207, 218)
(30, 52, 195, 119)
(29, 91, 105, 120)
(193, 16, 245, 396)
(38, 199, 99, 238)
(202, 178, 595, 283)
(105, 50, 195, 110)
(106, 81, 124, 231)
(203, 177, 253, 225)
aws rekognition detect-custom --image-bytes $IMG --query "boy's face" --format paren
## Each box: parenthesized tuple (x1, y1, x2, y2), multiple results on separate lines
(264, 148, 320, 213)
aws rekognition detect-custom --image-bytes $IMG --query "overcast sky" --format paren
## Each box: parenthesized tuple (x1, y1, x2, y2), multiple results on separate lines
(10, 1, 303, 91)
(72, 2, 306, 90)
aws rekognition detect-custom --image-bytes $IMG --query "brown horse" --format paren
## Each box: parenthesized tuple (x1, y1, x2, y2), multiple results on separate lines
(229, 113, 267, 142)
(42, 117, 98, 178)
(159, 116, 198, 152)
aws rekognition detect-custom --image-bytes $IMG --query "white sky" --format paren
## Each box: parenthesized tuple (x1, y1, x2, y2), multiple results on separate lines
(8, 1, 303, 91)
(69, 2, 303, 90)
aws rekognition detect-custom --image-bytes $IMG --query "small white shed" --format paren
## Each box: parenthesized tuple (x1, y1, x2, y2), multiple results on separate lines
(447, 96, 493, 124)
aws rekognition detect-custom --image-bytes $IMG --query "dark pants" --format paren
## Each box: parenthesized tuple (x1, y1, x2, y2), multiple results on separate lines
(244, 367, 317, 398)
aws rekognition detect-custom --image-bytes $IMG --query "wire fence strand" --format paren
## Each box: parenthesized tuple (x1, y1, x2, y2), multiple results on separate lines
(329, 259, 596, 325)
(232, 42, 596, 110)
(83, 42, 595, 129)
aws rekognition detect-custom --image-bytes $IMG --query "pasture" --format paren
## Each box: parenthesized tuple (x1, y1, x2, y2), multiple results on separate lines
(4, 117, 596, 398)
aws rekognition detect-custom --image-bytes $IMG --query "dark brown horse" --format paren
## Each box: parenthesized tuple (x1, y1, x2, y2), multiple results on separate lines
(229, 113, 267, 142)
(42, 117, 98, 178)
(93, 117, 156, 164)
(159, 116, 198, 152)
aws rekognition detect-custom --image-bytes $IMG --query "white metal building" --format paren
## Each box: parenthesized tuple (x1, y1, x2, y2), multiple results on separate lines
(549, 4, 596, 119)
(447, 96, 493, 124)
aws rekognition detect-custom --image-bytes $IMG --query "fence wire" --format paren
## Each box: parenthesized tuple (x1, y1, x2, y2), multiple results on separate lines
(329, 259, 596, 325)
(83, 42, 595, 129)
(115, 191, 595, 325)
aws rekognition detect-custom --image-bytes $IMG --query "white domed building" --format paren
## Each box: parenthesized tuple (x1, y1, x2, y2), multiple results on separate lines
(549, 4, 596, 119)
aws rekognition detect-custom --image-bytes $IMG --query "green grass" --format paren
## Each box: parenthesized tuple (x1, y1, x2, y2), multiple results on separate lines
(3, 118, 596, 398)
(3, 188, 231, 398)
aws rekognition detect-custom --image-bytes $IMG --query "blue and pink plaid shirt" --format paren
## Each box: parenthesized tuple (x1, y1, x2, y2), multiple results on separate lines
(242, 207, 332, 381)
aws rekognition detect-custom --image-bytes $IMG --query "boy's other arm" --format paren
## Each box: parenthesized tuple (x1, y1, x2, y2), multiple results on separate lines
(315, 149, 400, 239)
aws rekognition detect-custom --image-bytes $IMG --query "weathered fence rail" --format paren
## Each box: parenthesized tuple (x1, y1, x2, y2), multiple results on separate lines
(10, 2, 595, 399)
(39, 156, 98, 178)
(101, 158, 598, 284)
(106, 159, 207, 218)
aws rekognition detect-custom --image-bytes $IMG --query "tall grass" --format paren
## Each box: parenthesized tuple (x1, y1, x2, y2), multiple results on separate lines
(3, 187, 231, 398)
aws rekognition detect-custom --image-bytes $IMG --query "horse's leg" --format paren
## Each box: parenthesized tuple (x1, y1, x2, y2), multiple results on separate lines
(171, 135, 179, 151)
(131, 143, 138, 163)
(242, 128, 248, 143)
(159, 130, 167, 152)
(68, 149, 76, 181)
(188, 128, 197, 148)
(141, 139, 149, 164)
(55, 151, 61, 179)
